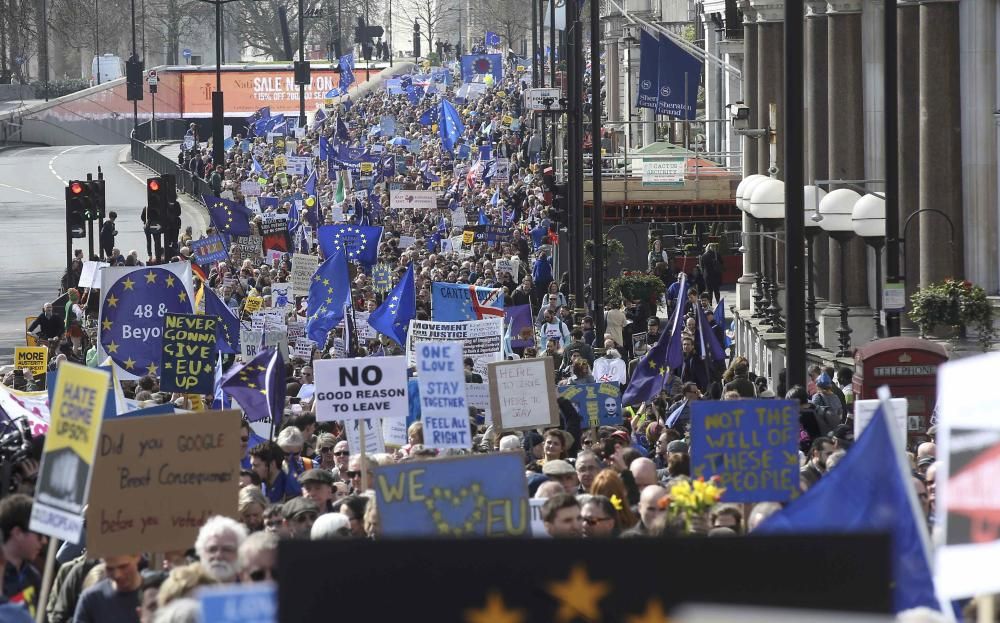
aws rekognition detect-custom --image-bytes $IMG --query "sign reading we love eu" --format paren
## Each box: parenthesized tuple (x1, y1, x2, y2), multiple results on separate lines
(373, 452, 528, 537)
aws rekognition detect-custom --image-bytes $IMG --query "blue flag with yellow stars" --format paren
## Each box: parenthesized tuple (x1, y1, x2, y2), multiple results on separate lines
(204, 195, 253, 236)
(317, 224, 383, 265)
(99, 265, 194, 376)
(367, 263, 415, 347)
(203, 284, 241, 354)
(305, 248, 351, 347)
(438, 99, 465, 154)
(221, 347, 285, 425)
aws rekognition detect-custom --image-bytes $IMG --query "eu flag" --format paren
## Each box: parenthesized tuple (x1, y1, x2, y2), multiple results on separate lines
(622, 273, 686, 406)
(419, 107, 438, 126)
(694, 298, 725, 362)
(438, 99, 465, 154)
(756, 398, 943, 613)
(221, 348, 285, 427)
(317, 224, 383, 265)
(204, 195, 253, 236)
(485, 31, 501, 47)
(204, 285, 241, 354)
(336, 116, 350, 143)
(340, 53, 355, 90)
(368, 264, 415, 347)
(305, 248, 351, 347)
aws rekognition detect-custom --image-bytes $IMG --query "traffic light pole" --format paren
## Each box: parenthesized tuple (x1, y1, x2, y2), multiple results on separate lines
(198, 0, 242, 170)
(590, 0, 605, 338)
(299, 0, 306, 127)
(567, 0, 585, 318)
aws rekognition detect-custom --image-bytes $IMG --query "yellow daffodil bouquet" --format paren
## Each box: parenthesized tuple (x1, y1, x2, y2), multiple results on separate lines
(658, 476, 725, 534)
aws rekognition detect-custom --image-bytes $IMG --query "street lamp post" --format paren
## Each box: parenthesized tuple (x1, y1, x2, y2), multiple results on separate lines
(737, 174, 769, 318)
(817, 188, 862, 357)
(803, 184, 827, 349)
(853, 193, 887, 339)
(198, 0, 243, 170)
(748, 177, 786, 331)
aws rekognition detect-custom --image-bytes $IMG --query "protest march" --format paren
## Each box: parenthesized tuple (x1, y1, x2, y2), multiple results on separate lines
(0, 36, 995, 623)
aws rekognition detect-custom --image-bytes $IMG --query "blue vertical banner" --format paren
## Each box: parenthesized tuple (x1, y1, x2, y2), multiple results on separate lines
(636, 29, 660, 110)
(689, 399, 800, 502)
(655, 34, 702, 120)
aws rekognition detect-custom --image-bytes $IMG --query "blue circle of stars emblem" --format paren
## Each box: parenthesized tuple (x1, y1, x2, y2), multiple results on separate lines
(332, 226, 369, 261)
(100, 268, 194, 375)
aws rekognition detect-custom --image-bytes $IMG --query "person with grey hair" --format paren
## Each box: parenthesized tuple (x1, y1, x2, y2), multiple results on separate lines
(747, 502, 783, 532)
(310, 512, 352, 540)
(194, 516, 248, 583)
(238, 531, 278, 583)
(152, 597, 200, 623)
(277, 426, 312, 479)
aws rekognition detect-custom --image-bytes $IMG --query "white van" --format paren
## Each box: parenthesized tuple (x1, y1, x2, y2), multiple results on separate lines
(91, 54, 124, 85)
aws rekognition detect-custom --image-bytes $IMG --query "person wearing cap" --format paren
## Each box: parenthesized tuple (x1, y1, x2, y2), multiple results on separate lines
(542, 460, 579, 494)
(282, 497, 320, 539)
(658, 440, 690, 483)
(810, 373, 843, 436)
(299, 469, 336, 513)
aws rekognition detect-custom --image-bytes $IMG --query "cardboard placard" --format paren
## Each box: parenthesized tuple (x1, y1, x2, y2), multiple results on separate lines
(30, 363, 109, 543)
(14, 346, 48, 388)
(290, 254, 319, 295)
(486, 358, 559, 432)
(86, 409, 241, 557)
(314, 356, 409, 422)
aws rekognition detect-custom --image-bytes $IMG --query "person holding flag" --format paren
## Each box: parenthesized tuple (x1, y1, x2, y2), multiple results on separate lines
(305, 248, 351, 348)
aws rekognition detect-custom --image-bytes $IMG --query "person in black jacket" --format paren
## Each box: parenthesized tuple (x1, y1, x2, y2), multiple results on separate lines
(27, 303, 64, 341)
(99, 211, 117, 259)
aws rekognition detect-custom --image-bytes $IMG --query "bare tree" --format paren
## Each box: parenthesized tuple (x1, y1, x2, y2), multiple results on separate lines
(143, 0, 208, 65)
(234, 0, 324, 60)
(470, 0, 529, 53)
(397, 0, 456, 54)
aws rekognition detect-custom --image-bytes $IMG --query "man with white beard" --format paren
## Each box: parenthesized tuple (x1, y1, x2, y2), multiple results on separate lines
(194, 516, 248, 583)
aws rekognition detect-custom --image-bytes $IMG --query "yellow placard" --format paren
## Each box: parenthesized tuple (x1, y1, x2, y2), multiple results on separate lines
(244, 295, 264, 314)
(497, 90, 507, 98)
(360, 162, 374, 174)
(15, 346, 47, 380)
(516, 65, 526, 72)
(502, 115, 513, 127)
(273, 155, 287, 169)
(46, 363, 108, 461)
(462, 230, 475, 245)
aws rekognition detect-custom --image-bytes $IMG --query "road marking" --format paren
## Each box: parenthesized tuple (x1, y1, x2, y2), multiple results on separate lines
(48, 145, 81, 184)
(0, 182, 57, 201)
(116, 146, 149, 186)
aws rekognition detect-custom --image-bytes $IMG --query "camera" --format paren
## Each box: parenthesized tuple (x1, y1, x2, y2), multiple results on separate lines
(730, 102, 751, 130)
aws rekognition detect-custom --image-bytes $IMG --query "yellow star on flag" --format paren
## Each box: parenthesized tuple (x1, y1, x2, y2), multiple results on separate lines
(626, 598, 671, 623)
(146, 362, 158, 375)
(102, 319, 113, 331)
(123, 357, 136, 370)
(178, 291, 188, 302)
(106, 294, 119, 308)
(464, 591, 524, 623)
(546, 565, 610, 623)
(106, 341, 119, 354)
(247, 383, 256, 389)
(322, 278, 330, 286)
(122, 277, 135, 291)
(165, 275, 176, 288)
(145, 271, 157, 284)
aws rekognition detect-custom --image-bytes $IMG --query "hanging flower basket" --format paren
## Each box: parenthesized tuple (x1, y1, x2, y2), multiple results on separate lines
(909, 279, 995, 351)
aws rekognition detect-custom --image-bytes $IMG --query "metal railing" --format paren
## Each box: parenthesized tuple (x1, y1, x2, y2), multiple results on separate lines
(130, 134, 214, 199)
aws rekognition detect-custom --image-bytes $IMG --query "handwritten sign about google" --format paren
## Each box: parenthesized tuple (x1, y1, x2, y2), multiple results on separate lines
(690, 399, 799, 503)
(486, 358, 558, 432)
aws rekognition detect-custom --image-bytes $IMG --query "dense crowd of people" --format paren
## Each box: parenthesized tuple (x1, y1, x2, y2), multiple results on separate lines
(0, 46, 957, 623)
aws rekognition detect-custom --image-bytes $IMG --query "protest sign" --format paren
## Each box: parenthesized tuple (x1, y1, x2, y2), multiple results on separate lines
(464, 382, 492, 424)
(244, 296, 263, 315)
(240, 180, 262, 197)
(266, 249, 285, 265)
(264, 327, 289, 361)
(240, 328, 263, 361)
(854, 398, 908, 441)
(78, 261, 109, 289)
(529, 498, 547, 537)
(398, 235, 417, 249)
(373, 452, 529, 537)
(15, 346, 47, 388)
(935, 352, 1000, 598)
(231, 235, 263, 265)
(345, 418, 385, 454)
(293, 338, 314, 360)
(190, 234, 228, 266)
(389, 189, 439, 209)
(260, 213, 290, 253)
(486, 358, 559, 431)
(29, 363, 108, 543)
(160, 313, 217, 394)
(290, 254, 318, 294)
(495, 258, 513, 277)
(406, 318, 504, 377)
(690, 399, 799, 503)
(245, 195, 261, 215)
(558, 383, 623, 429)
(285, 156, 309, 176)
(416, 342, 470, 450)
(199, 583, 276, 623)
(314, 356, 408, 422)
(382, 416, 408, 447)
(270, 283, 293, 308)
(86, 409, 241, 557)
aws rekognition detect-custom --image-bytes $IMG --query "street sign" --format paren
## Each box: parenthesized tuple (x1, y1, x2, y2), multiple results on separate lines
(524, 87, 564, 112)
(148, 70, 158, 85)
(182, 48, 192, 58)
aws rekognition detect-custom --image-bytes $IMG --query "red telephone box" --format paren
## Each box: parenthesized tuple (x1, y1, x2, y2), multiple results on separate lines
(853, 337, 949, 445)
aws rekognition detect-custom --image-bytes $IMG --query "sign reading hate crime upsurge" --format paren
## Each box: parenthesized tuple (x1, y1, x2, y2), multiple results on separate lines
(314, 356, 408, 422)
(690, 399, 799, 503)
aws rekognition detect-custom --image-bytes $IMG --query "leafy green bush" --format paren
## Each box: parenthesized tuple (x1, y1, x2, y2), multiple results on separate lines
(909, 279, 995, 351)
(29, 79, 90, 99)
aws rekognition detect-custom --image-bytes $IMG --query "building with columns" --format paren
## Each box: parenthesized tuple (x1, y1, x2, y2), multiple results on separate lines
(699, 0, 997, 384)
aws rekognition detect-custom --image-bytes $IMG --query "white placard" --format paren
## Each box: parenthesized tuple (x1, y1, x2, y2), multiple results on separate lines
(314, 356, 409, 422)
(344, 418, 385, 455)
(486, 358, 559, 431)
(452, 208, 467, 228)
(530, 498, 549, 537)
(853, 398, 908, 442)
(293, 337, 314, 359)
(382, 417, 408, 447)
(290, 253, 319, 295)
(389, 189, 439, 210)
(935, 352, 1000, 599)
(240, 180, 262, 197)
(285, 156, 310, 176)
(416, 342, 470, 450)
(465, 382, 492, 424)
(245, 195, 261, 215)
(270, 282, 293, 308)
(78, 261, 110, 289)
(398, 235, 417, 249)
(240, 328, 263, 361)
(406, 318, 504, 378)
(495, 258, 513, 277)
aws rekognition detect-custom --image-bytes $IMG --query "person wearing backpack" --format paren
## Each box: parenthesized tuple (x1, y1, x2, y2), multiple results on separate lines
(810, 373, 844, 436)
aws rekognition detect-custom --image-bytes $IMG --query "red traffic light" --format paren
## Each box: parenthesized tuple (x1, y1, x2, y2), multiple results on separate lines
(69, 181, 84, 195)
(148, 179, 161, 192)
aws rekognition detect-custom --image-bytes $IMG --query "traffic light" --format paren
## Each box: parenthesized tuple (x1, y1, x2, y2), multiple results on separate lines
(86, 178, 105, 220)
(126, 56, 144, 102)
(146, 177, 164, 233)
(294, 60, 311, 86)
(354, 17, 383, 44)
(65, 181, 86, 238)
(549, 183, 568, 224)
(162, 174, 181, 231)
